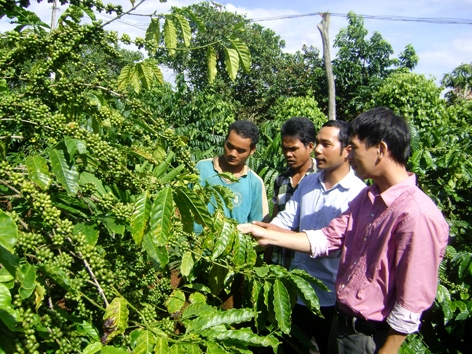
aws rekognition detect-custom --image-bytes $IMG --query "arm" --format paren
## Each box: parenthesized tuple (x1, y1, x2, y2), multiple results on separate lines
(378, 330, 407, 354)
(237, 223, 311, 252)
(261, 219, 293, 262)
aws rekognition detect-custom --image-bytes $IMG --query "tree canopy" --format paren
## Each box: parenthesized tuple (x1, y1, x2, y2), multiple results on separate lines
(332, 11, 419, 119)
(159, 2, 324, 121)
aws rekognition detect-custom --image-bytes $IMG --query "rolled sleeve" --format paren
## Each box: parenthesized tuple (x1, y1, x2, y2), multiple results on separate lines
(304, 230, 329, 258)
(386, 302, 421, 334)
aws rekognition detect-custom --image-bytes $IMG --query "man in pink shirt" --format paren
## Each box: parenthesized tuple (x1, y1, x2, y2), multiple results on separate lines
(238, 107, 449, 354)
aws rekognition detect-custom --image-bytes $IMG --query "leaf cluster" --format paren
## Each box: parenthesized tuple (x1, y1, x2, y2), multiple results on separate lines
(0, 2, 324, 353)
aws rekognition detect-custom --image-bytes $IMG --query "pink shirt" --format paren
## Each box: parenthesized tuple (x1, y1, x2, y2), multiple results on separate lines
(306, 174, 449, 333)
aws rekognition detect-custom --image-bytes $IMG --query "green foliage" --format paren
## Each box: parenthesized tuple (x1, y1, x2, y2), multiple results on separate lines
(135, 80, 239, 162)
(333, 11, 418, 119)
(409, 246, 472, 354)
(369, 72, 448, 127)
(1, 2, 471, 353)
(161, 3, 324, 121)
(0, 1, 322, 353)
(442, 62, 472, 104)
(268, 95, 327, 130)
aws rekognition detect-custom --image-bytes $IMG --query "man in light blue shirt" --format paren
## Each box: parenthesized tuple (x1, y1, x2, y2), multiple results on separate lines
(195, 120, 269, 229)
(260, 120, 366, 354)
(196, 120, 269, 309)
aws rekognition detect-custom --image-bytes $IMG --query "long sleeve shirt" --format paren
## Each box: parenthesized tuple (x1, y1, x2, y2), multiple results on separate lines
(271, 169, 366, 306)
(305, 173, 449, 333)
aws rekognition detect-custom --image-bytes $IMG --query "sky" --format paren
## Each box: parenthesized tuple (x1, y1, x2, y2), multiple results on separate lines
(1, 0, 472, 84)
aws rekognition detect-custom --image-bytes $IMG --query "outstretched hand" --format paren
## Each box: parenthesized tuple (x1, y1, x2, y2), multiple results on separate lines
(237, 223, 271, 246)
(238, 222, 311, 252)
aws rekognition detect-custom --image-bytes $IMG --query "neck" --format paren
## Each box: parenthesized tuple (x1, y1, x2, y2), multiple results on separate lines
(219, 156, 245, 176)
(289, 159, 313, 187)
(290, 158, 313, 176)
(375, 163, 409, 193)
(323, 163, 351, 190)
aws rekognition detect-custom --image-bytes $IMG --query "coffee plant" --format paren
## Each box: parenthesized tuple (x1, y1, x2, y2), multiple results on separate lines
(0, 1, 323, 353)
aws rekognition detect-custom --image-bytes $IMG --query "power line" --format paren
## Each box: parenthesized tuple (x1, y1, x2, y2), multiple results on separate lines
(250, 12, 472, 25)
(95, 10, 472, 32)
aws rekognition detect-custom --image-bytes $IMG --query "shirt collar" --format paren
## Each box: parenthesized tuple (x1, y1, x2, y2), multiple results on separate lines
(372, 172, 417, 206)
(338, 168, 360, 190)
(317, 168, 360, 191)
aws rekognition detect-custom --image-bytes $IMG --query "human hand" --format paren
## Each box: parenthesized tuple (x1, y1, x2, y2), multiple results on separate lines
(237, 223, 265, 236)
(253, 221, 291, 233)
(237, 223, 270, 245)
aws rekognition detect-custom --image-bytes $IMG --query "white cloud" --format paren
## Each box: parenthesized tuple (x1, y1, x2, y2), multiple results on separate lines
(1, 0, 470, 82)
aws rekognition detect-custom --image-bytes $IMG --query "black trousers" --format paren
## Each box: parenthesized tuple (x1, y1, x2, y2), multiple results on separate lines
(328, 314, 390, 354)
(283, 304, 335, 354)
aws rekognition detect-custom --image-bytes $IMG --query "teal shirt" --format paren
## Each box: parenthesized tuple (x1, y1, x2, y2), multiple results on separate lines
(195, 157, 268, 229)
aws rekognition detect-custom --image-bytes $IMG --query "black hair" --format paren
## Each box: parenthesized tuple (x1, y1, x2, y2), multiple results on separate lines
(348, 107, 411, 165)
(280, 117, 316, 147)
(226, 120, 259, 149)
(321, 120, 350, 151)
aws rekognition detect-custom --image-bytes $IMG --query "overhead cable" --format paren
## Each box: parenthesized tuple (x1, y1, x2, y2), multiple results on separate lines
(95, 11, 472, 32)
(250, 12, 472, 25)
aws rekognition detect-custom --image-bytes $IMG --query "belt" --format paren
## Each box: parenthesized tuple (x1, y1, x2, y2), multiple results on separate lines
(335, 306, 390, 336)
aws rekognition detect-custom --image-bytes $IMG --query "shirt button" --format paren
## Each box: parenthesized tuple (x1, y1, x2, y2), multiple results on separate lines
(341, 284, 345, 288)
(371, 213, 375, 217)
(364, 237, 367, 241)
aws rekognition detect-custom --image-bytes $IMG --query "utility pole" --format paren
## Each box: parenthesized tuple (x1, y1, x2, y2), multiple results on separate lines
(50, 0, 58, 82)
(50, 0, 58, 31)
(317, 12, 336, 120)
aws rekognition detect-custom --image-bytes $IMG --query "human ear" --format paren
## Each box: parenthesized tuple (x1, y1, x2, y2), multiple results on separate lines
(378, 141, 388, 157)
(342, 145, 351, 158)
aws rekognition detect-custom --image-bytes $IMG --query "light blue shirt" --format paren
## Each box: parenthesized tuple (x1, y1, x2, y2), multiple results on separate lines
(271, 169, 366, 307)
(195, 157, 268, 230)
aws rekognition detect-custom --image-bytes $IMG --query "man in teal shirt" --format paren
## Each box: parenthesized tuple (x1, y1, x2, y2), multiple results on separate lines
(196, 120, 269, 228)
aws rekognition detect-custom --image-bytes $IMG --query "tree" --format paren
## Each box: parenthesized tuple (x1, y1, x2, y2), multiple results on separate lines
(442, 62, 472, 103)
(369, 72, 447, 127)
(332, 11, 419, 119)
(160, 2, 324, 121)
(136, 77, 240, 162)
(0, 1, 323, 353)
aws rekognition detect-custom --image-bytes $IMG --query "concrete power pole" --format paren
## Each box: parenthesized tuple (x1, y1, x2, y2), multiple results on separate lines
(50, 0, 58, 31)
(50, 0, 58, 82)
(317, 13, 336, 120)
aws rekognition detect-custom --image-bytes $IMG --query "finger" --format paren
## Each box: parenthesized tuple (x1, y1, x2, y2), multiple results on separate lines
(253, 221, 270, 228)
(237, 223, 252, 233)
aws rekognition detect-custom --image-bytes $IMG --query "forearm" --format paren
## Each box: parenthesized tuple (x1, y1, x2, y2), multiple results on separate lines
(237, 223, 311, 252)
(263, 229, 311, 252)
(378, 329, 407, 354)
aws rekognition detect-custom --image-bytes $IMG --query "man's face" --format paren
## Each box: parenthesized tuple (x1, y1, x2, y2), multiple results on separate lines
(347, 135, 379, 180)
(314, 126, 348, 172)
(281, 136, 314, 170)
(223, 130, 255, 168)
